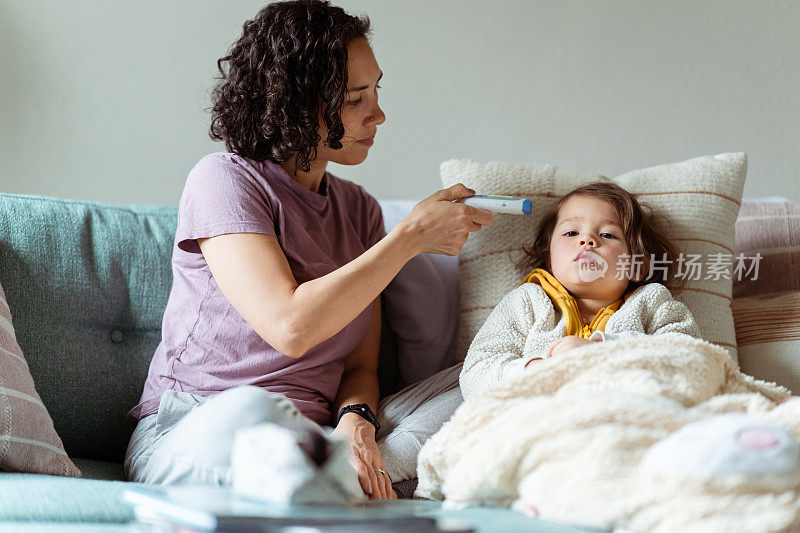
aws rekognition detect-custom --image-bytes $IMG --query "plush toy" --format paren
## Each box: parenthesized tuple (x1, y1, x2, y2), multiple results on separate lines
(642, 413, 800, 486)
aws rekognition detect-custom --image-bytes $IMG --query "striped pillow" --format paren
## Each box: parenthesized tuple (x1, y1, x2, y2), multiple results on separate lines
(733, 198, 800, 298)
(442, 153, 746, 362)
(733, 291, 800, 394)
(732, 198, 800, 393)
(0, 279, 80, 476)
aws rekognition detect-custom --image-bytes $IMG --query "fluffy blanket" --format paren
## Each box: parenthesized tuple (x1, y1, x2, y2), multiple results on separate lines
(416, 333, 800, 532)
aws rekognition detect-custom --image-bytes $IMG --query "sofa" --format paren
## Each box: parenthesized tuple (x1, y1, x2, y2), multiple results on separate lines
(0, 192, 602, 532)
(0, 190, 797, 532)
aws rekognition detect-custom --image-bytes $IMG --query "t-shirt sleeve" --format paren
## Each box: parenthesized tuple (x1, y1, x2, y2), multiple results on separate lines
(360, 188, 386, 249)
(176, 154, 277, 254)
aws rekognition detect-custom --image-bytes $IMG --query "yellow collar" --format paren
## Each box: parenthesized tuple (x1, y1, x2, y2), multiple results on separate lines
(519, 268, 633, 339)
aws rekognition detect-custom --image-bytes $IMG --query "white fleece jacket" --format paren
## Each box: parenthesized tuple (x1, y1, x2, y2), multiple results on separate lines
(460, 282, 701, 399)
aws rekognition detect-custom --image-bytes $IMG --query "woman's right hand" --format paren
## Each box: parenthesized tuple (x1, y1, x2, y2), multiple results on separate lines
(396, 183, 493, 256)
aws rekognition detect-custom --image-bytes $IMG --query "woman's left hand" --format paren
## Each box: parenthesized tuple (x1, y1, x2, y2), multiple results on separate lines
(331, 413, 396, 500)
(546, 336, 597, 358)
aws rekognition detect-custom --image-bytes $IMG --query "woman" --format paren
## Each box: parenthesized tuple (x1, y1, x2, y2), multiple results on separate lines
(125, 0, 491, 500)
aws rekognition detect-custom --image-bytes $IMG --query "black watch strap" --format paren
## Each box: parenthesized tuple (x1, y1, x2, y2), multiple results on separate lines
(336, 403, 381, 435)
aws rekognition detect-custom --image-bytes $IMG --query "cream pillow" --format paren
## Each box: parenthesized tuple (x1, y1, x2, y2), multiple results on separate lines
(442, 153, 746, 362)
(0, 279, 81, 476)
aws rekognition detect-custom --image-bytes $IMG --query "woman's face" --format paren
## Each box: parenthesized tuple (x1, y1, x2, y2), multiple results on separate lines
(548, 195, 634, 302)
(317, 38, 385, 166)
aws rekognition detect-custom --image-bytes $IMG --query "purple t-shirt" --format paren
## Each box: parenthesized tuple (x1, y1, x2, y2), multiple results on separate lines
(128, 152, 386, 426)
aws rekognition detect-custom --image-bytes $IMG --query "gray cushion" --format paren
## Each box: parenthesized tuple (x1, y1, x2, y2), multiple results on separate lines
(379, 200, 460, 389)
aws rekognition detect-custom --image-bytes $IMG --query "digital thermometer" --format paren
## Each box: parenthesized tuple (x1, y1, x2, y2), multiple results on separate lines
(457, 195, 532, 215)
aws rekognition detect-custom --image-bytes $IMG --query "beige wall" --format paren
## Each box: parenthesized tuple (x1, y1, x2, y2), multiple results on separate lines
(1, 0, 798, 204)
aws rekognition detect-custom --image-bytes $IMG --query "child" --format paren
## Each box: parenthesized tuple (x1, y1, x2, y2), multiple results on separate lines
(460, 182, 701, 399)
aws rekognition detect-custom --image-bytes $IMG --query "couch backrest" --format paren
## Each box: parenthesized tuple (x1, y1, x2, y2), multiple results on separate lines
(0, 193, 404, 463)
(0, 194, 178, 462)
(3, 191, 796, 462)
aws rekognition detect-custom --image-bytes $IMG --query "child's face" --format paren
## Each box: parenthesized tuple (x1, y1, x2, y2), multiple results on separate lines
(549, 195, 634, 301)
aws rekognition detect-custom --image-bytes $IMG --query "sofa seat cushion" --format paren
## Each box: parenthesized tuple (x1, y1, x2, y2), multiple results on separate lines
(0, 473, 137, 523)
(0, 472, 597, 531)
(0, 523, 134, 532)
(70, 458, 127, 481)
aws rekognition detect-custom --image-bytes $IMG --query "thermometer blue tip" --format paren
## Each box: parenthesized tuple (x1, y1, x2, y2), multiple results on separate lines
(522, 199, 532, 215)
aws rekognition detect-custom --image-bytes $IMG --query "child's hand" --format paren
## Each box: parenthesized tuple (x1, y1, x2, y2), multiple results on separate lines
(546, 336, 597, 358)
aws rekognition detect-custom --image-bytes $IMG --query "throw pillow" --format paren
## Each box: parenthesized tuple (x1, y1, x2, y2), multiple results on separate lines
(379, 200, 460, 388)
(733, 291, 800, 394)
(441, 153, 747, 362)
(731, 197, 800, 393)
(733, 198, 800, 298)
(0, 279, 81, 476)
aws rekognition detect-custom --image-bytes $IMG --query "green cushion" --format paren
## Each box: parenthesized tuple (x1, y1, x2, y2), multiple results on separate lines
(0, 193, 177, 462)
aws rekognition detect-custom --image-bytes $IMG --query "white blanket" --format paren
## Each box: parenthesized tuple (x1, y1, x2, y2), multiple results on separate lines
(416, 333, 800, 532)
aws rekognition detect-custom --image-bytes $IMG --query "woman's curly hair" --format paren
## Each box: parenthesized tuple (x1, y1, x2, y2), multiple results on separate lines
(209, 0, 370, 174)
(519, 182, 685, 293)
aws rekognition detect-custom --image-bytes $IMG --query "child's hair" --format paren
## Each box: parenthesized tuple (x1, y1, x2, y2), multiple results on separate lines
(519, 181, 684, 292)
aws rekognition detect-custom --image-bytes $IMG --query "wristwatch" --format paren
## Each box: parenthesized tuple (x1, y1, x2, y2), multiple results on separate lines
(337, 403, 381, 436)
